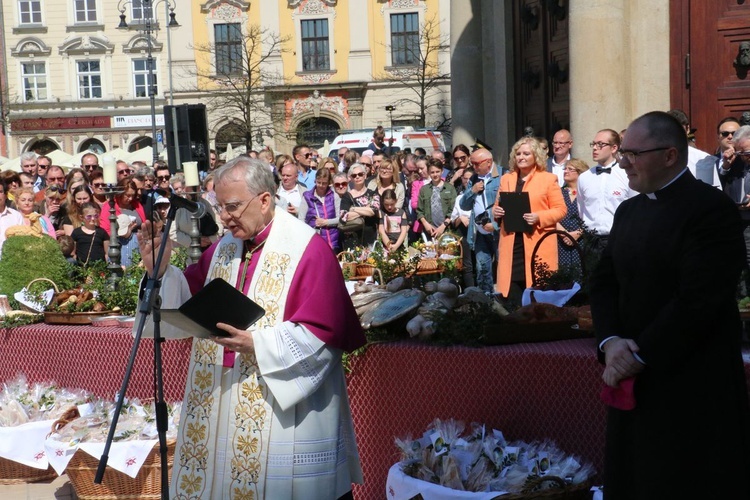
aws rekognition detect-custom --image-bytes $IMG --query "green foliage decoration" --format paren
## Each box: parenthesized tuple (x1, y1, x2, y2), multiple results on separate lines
(0, 235, 74, 300)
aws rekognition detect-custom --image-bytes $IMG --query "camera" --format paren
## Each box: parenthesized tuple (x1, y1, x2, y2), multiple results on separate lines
(475, 211, 491, 226)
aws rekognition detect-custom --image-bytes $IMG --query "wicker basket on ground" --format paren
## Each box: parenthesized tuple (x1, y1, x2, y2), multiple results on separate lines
(65, 440, 176, 500)
(0, 459, 57, 485)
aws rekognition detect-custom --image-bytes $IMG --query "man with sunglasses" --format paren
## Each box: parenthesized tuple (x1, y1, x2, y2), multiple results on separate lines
(37, 155, 51, 181)
(576, 129, 635, 251)
(293, 143, 316, 190)
(137, 157, 365, 499)
(34, 165, 66, 205)
(592, 111, 750, 499)
(116, 160, 134, 179)
(705, 117, 746, 200)
(337, 147, 349, 171)
(80, 152, 100, 174)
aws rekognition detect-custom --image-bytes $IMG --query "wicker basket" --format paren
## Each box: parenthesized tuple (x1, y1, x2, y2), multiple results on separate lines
(66, 439, 176, 500)
(502, 476, 592, 499)
(0, 459, 57, 485)
(417, 258, 440, 271)
(18, 277, 59, 313)
(337, 251, 358, 278)
(356, 263, 376, 276)
(0, 405, 81, 485)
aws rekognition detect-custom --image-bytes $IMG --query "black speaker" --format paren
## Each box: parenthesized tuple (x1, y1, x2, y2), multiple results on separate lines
(164, 104, 210, 174)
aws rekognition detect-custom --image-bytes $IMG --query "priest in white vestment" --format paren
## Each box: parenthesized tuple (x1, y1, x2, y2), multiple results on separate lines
(137, 157, 366, 499)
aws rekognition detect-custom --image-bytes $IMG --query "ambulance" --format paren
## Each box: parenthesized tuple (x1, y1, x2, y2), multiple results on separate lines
(326, 127, 446, 157)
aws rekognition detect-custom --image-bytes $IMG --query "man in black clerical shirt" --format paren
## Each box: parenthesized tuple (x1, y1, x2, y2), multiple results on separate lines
(592, 111, 750, 499)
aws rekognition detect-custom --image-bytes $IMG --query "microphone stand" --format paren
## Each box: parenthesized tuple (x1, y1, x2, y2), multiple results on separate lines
(94, 206, 179, 500)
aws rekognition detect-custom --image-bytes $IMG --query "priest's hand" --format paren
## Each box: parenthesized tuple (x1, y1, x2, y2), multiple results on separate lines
(212, 323, 255, 354)
(137, 220, 172, 278)
(602, 337, 644, 387)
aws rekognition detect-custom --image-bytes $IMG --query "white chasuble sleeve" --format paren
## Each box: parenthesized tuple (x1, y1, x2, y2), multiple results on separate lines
(252, 321, 339, 412)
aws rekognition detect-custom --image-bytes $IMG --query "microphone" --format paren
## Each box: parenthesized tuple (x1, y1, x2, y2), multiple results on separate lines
(152, 189, 207, 218)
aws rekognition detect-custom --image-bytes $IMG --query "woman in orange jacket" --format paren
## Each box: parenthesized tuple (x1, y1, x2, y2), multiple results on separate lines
(492, 137, 567, 302)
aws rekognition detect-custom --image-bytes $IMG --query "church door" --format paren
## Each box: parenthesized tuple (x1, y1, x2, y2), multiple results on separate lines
(512, 0, 570, 141)
(670, 0, 750, 153)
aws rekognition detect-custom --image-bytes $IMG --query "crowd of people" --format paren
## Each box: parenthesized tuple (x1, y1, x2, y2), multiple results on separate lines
(2, 111, 750, 300)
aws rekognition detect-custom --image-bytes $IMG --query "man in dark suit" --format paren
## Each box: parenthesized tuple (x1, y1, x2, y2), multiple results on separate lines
(592, 111, 750, 499)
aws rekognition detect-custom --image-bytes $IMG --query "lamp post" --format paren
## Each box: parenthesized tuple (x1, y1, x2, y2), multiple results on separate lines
(117, 0, 178, 165)
(385, 105, 396, 155)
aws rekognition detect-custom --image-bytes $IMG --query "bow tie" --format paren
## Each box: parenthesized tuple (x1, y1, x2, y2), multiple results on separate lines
(595, 166, 612, 175)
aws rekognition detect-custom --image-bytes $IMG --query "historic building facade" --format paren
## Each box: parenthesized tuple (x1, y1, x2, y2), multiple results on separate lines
(0, 0, 196, 158)
(190, 0, 452, 155)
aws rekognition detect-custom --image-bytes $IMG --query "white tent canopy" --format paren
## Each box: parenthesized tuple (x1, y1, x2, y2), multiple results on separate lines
(46, 149, 73, 165)
(0, 157, 20, 171)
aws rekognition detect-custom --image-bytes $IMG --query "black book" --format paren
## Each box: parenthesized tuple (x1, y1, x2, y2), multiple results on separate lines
(161, 278, 265, 338)
(498, 191, 533, 233)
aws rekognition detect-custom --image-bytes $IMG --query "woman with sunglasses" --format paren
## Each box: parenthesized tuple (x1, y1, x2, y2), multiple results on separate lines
(39, 184, 67, 238)
(367, 158, 405, 210)
(339, 163, 380, 248)
(62, 184, 93, 236)
(0, 170, 21, 208)
(448, 144, 471, 189)
(303, 168, 342, 253)
(15, 187, 57, 238)
(88, 170, 107, 208)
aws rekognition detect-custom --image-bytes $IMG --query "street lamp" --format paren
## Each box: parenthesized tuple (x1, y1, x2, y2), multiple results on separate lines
(385, 105, 396, 155)
(117, 0, 179, 165)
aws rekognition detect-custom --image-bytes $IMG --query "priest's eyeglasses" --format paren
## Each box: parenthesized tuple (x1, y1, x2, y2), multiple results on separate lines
(618, 147, 670, 164)
(216, 194, 259, 218)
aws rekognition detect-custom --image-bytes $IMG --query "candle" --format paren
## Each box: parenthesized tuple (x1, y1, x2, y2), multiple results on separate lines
(102, 155, 116, 185)
(183, 161, 200, 187)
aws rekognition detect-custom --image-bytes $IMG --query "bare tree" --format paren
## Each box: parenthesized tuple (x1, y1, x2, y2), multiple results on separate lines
(192, 24, 289, 150)
(376, 16, 451, 128)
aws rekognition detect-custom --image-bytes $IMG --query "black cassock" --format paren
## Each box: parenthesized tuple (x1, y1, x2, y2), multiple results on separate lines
(591, 170, 750, 499)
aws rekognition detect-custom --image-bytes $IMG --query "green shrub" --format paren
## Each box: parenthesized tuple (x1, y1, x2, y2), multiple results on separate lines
(0, 236, 74, 299)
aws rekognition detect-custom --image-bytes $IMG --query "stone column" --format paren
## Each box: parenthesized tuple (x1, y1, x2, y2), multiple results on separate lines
(449, 0, 484, 150)
(568, 0, 630, 151)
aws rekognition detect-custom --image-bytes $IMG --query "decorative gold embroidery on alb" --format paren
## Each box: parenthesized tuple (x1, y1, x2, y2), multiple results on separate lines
(210, 242, 237, 283)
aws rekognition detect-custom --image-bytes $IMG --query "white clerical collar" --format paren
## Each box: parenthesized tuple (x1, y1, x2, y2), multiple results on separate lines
(645, 167, 689, 200)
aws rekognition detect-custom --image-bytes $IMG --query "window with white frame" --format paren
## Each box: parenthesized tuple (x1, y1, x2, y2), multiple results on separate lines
(133, 58, 157, 98)
(77, 60, 102, 99)
(214, 23, 242, 76)
(21, 62, 47, 101)
(19, 0, 42, 24)
(390, 12, 419, 66)
(131, 0, 145, 20)
(74, 0, 97, 23)
(301, 19, 329, 71)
